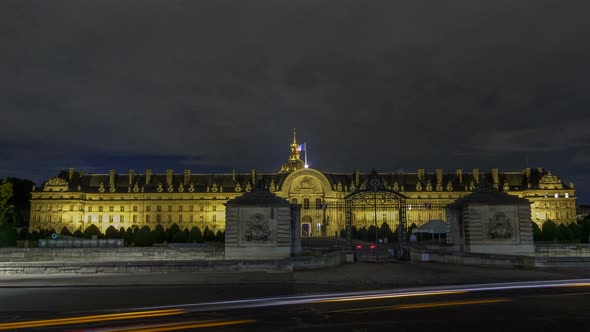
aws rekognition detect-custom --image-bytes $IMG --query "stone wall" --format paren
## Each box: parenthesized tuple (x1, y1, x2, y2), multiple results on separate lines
(0, 247, 224, 262)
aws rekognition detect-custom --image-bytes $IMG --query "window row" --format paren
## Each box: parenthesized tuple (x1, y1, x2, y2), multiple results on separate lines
(291, 198, 324, 210)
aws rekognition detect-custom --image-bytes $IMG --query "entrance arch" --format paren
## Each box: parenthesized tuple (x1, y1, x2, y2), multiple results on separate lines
(301, 215, 312, 237)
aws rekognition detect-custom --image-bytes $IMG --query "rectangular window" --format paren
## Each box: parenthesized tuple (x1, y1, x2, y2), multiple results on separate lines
(120, 215, 124, 222)
(120, 206, 125, 212)
(58, 205, 62, 211)
(109, 215, 114, 223)
(190, 215, 193, 222)
(109, 206, 114, 212)
(213, 206, 217, 211)
(179, 206, 183, 212)
(88, 206, 93, 212)
(157, 215, 161, 222)
(36, 215, 40, 222)
(146, 215, 151, 222)
(168, 205, 172, 212)
(554, 193, 559, 198)
(189, 205, 194, 212)
(565, 193, 570, 198)
(133, 215, 137, 223)
(99, 206, 103, 212)
(146, 206, 151, 212)
(36, 205, 41, 211)
(69, 216, 73, 222)
(179, 215, 183, 223)
(70, 205, 74, 211)
(133, 206, 138, 212)
(213, 215, 217, 223)
(157, 206, 162, 212)
(168, 215, 172, 222)
(99, 215, 103, 222)
(48, 205, 52, 211)
(87, 215, 91, 222)
(200, 205, 204, 211)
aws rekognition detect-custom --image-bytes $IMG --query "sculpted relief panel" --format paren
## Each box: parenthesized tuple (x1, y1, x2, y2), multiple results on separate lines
(245, 213, 272, 242)
(291, 176, 323, 194)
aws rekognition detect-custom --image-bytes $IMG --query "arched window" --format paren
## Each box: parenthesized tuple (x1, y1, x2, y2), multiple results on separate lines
(291, 198, 298, 204)
(315, 198, 322, 209)
(303, 198, 310, 210)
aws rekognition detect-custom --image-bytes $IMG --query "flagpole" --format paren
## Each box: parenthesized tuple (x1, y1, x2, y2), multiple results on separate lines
(304, 142, 308, 167)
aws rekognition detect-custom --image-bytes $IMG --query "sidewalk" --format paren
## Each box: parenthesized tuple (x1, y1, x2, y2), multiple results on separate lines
(2, 262, 590, 289)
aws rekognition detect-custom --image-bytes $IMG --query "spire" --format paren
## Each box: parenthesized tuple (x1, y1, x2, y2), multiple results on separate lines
(280, 130, 305, 173)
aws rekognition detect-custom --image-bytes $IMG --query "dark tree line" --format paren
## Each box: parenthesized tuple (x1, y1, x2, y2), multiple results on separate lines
(25, 224, 224, 247)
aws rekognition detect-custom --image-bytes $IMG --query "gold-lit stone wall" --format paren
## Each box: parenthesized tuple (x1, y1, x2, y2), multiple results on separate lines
(29, 167, 577, 235)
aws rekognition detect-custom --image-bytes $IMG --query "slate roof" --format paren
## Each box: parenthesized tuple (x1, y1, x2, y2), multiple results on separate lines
(225, 189, 291, 207)
(41, 167, 571, 194)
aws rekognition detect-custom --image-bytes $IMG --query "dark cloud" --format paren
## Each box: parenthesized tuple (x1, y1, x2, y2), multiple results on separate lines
(1, 0, 589, 202)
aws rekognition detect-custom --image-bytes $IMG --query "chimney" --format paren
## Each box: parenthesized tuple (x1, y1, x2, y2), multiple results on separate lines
(457, 169, 463, 183)
(109, 170, 116, 187)
(473, 168, 479, 183)
(525, 167, 531, 179)
(145, 169, 152, 185)
(129, 169, 135, 186)
(166, 169, 173, 187)
(436, 168, 443, 184)
(492, 168, 499, 186)
(418, 169, 425, 181)
(232, 170, 236, 181)
(354, 169, 360, 186)
(68, 168, 75, 181)
(251, 169, 256, 185)
(184, 169, 191, 185)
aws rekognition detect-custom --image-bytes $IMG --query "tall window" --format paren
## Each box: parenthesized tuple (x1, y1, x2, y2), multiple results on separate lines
(213, 206, 217, 211)
(157, 205, 162, 212)
(179, 206, 183, 212)
(168, 215, 172, 222)
(190, 215, 194, 222)
(168, 205, 172, 212)
(99, 206, 103, 212)
(88, 206, 93, 212)
(109, 206, 114, 212)
(200, 205, 204, 211)
(120, 206, 125, 212)
(87, 215, 91, 222)
(179, 215, 183, 223)
(109, 215, 114, 223)
(156, 215, 161, 223)
(120, 215, 124, 222)
(315, 198, 322, 209)
(70, 205, 74, 211)
(133, 206, 138, 212)
(99, 215, 103, 222)
(292, 198, 298, 204)
(146, 206, 151, 212)
(213, 215, 217, 223)
(303, 198, 310, 210)
(189, 205, 194, 212)
(146, 215, 151, 223)
(133, 215, 137, 223)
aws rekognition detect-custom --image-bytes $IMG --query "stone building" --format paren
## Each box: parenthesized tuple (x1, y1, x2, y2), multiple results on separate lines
(29, 131, 577, 235)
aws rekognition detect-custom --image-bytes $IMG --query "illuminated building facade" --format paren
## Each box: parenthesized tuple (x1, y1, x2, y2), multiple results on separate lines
(29, 131, 577, 236)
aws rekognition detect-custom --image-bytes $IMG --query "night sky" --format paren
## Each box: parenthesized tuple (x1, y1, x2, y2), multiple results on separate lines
(1, 1, 589, 203)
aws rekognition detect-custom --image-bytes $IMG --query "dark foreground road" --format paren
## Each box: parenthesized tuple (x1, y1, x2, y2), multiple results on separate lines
(1, 279, 590, 331)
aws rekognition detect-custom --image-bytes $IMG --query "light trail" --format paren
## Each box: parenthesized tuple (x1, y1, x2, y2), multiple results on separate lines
(82, 319, 256, 332)
(326, 298, 511, 313)
(126, 278, 590, 313)
(0, 309, 184, 330)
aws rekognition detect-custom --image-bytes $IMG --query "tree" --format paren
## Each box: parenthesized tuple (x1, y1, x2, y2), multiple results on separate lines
(532, 222, 542, 241)
(0, 179, 15, 224)
(105, 226, 119, 239)
(381, 222, 394, 241)
(203, 226, 216, 242)
(134, 228, 154, 247)
(541, 220, 558, 241)
(568, 222, 581, 242)
(580, 217, 590, 243)
(4, 178, 34, 228)
(83, 224, 102, 239)
(187, 226, 203, 243)
(215, 230, 224, 242)
(125, 228, 135, 245)
(73, 229, 83, 238)
(0, 223, 17, 246)
(557, 223, 573, 242)
(367, 225, 377, 242)
(152, 224, 166, 243)
(166, 223, 181, 243)
(172, 229, 188, 243)
(60, 226, 72, 236)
